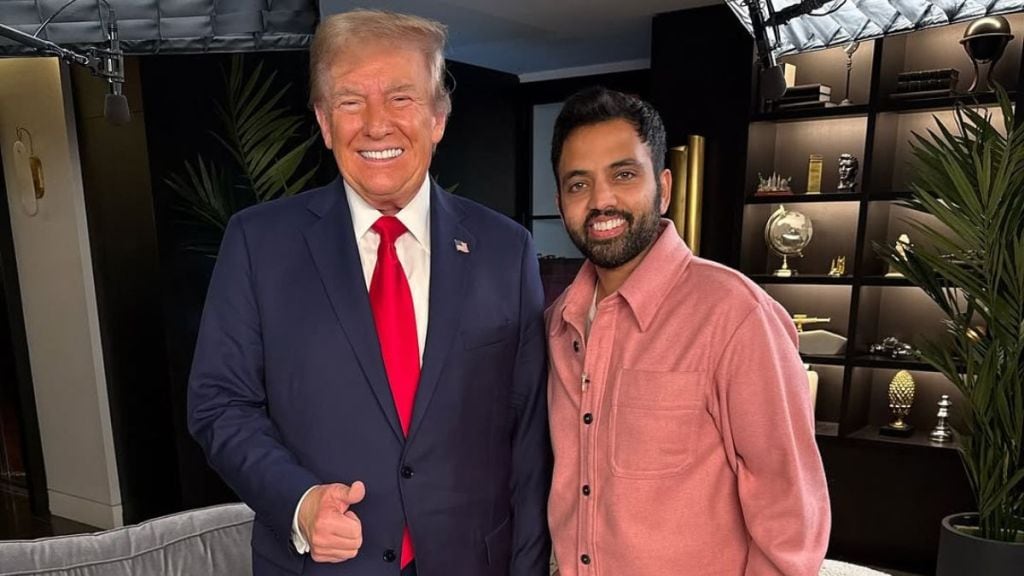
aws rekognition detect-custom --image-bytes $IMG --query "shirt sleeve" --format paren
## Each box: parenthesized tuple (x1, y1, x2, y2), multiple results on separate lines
(291, 486, 317, 554)
(713, 300, 831, 576)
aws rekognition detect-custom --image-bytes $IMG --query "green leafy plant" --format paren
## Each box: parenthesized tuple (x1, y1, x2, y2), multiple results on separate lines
(875, 86, 1024, 541)
(167, 55, 321, 256)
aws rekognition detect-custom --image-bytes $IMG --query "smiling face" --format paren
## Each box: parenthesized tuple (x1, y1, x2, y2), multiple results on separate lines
(556, 118, 671, 270)
(314, 41, 447, 213)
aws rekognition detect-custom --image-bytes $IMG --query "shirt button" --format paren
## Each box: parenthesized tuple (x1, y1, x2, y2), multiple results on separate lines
(383, 549, 396, 562)
(581, 554, 591, 565)
(582, 484, 591, 496)
(573, 340, 580, 352)
(401, 466, 414, 479)
(583, 413, 593, 424)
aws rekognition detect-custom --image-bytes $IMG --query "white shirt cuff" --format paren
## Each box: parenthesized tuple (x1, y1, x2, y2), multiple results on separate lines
(291, 486, 318, 554)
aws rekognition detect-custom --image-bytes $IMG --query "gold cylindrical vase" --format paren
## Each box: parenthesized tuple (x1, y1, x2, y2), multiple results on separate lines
(668, 135, 705, 255)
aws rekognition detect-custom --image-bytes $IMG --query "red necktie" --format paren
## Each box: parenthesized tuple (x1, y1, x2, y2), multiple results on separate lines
(368, 216, 419, 568)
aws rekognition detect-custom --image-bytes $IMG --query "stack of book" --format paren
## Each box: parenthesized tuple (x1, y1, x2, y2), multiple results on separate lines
(774, 84, 834, 111)
(892, 69, 959, 99)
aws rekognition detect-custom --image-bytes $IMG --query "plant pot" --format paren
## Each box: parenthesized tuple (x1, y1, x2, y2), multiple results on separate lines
(936, 513, 1024, 576)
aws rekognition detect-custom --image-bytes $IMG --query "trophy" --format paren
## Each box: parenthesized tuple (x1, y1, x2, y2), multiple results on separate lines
(960, 16, 1014, 93)
(930, 395, 954, 443)
(837, 154, 859, 192)
(828, 256, 846, 277)
(885, 233, 913, 277)
(765, 205, 813, 277)
(881, 370, 916, 437)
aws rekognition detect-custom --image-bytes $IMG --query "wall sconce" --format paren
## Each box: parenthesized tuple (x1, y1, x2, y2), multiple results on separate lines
(13, 127, 44, 217)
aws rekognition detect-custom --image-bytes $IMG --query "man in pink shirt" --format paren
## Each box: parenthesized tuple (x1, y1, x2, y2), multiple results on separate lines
(545, 86, 831, 575)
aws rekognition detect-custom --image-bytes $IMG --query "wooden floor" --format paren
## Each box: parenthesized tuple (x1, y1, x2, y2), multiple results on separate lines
(0, 485, 98, 540)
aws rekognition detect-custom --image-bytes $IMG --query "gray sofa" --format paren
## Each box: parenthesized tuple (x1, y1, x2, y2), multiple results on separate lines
(0, 503, 888, 575)
(0, 503, 254, 576)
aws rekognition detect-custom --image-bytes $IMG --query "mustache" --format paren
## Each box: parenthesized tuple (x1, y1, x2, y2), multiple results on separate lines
(584, 209, 634, 228)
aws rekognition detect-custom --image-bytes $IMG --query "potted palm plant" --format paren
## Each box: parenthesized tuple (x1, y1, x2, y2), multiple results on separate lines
(167, 55, 322, 256)
(875, 86, 1024, 575)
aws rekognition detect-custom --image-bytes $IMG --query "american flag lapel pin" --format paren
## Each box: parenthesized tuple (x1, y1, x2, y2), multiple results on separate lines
(454, 239, 470, 254)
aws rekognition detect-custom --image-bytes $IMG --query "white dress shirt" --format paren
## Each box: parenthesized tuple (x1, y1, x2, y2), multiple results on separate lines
(291, 177, 433, 553)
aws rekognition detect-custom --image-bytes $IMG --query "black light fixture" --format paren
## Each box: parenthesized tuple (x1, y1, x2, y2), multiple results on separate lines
(0, 0, 128, 124)
(730, 0, 1024, 99)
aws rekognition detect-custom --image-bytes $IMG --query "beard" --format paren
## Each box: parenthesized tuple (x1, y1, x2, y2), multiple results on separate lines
(565, 192, 663, 269)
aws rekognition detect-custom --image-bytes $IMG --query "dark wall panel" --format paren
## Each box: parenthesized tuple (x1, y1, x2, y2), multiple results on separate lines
(651, 5, 754, 267)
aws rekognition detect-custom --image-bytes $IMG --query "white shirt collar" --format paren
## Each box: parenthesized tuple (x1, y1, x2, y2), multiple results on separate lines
(344, 177, 432, 251)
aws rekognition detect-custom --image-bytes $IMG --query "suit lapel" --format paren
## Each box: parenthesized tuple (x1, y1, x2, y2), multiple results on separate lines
(408, 182, 472, 442)
(302, 179, 404, 443)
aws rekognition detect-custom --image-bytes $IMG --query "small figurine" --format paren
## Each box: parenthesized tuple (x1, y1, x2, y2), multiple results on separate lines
(885, 233, 913, 277)
(756, 172, 793, 196)
(828, 256, 846, 277)
(869, 336, 919, 360)
(930, 395, 954, 443)
(837, 153, 859, 192)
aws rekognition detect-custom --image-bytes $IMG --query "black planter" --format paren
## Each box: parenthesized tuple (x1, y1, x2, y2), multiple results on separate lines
(936, 513, 1024, 576)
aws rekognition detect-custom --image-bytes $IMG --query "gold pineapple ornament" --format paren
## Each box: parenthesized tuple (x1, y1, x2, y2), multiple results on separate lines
(881, 370, 916, 437)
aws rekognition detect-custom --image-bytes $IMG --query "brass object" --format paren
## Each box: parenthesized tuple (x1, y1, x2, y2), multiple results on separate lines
(667, 135, 705, 255)
(885, 233, 913, 277)
(806, 154, 823, 194)
(792, 314, 831, 333)
(961, 16, 1014, 93)
(828, 256, 846, 277)
(13, 127, 44, 217)
(881, 370, 916, 437)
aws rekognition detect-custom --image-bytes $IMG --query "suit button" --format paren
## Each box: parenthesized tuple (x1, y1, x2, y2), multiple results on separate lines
(401, 466, 415, 479)
(583, 413, 593, 424)
(581, 554, 591, 564)
(573, 340, 580, 352)
(383, 549, 396, 562)
(582, 485, 591, 496)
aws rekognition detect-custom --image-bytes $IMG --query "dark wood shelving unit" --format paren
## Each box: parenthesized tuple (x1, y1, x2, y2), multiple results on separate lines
(744, 192, 863, 204)
(731, 15, 1024, 572)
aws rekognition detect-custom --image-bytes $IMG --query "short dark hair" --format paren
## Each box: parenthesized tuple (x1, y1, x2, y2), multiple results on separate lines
(550, 86, 667, 191)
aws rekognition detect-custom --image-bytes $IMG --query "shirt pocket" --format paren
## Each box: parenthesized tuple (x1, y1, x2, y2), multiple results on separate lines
(610, 368, 705, 479)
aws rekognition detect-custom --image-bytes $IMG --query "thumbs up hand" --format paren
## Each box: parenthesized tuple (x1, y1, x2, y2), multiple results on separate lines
(299, 481, 366, 563)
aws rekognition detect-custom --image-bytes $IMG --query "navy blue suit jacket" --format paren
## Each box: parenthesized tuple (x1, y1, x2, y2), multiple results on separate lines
(188, 178, 551, 575)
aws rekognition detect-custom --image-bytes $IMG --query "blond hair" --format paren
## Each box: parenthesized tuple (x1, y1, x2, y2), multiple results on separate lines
(309, 9, 451, 117)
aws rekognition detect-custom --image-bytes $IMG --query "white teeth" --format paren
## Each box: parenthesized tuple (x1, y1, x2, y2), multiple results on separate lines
(360, 148, 403, 160)
(592, 218, 625, 232)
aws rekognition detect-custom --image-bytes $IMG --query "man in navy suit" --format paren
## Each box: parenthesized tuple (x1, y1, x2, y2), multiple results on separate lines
(188, 10, 551, 576)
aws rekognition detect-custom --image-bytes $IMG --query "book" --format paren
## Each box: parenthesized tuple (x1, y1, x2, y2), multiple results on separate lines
(777, 93, 832, 104)
(776, 100, 838, 110)
(897, 68, 959, 82)
(784, 83, 832, 97)
(890, 88, 957, 100)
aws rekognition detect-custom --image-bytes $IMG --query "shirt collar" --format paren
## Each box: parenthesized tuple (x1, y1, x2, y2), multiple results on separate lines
(344, 177, 432, 252)
(554, 219, 693, 335)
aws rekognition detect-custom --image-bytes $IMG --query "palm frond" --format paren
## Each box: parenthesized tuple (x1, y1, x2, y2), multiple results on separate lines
(166, 54, 323, 253)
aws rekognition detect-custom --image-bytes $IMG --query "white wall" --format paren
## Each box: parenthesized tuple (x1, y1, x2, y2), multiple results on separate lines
(0, 57, 121, 529)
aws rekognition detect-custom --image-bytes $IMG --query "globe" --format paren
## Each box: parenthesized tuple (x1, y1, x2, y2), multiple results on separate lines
(764, 205, 813, 276)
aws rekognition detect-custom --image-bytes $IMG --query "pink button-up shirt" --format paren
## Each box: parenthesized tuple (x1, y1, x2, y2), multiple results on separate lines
(546, 222, 830, 576)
